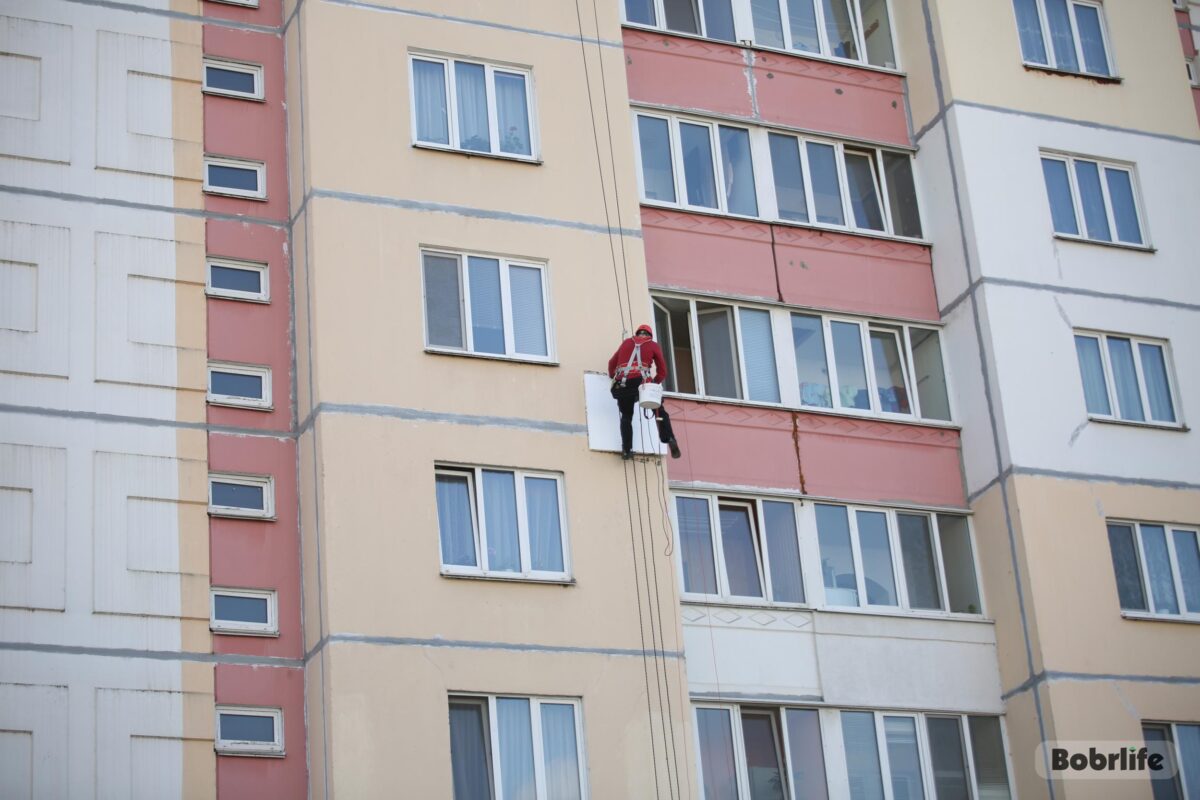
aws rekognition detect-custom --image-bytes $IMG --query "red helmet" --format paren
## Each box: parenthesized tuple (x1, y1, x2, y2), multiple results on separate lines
(634, 324, 653, 337)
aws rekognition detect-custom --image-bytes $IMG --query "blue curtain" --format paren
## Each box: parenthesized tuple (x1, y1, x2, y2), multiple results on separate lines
(449, 702, 492, 800)
(1138, 343, 1175, 423)
(1041, 158, 1079, 235)
(1073, 335, 1111, 415)
(525, 477, 563, 573)
(1106, 337, 1145, 421)
(498, 698, 535, 800)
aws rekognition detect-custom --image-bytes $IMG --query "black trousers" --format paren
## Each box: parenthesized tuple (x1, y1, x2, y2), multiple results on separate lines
(612, 377, 675, 453)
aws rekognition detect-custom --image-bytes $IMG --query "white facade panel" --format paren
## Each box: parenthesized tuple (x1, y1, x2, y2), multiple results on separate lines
(584, 371, 669, 455)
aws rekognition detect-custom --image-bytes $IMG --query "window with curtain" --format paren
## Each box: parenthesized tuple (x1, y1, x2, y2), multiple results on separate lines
(624, 0, 896, 67)
(1107, 521, 1200, 620)
(448, 695, 585, 800)
(1012, 0, 1114, 76)
(423, 250, 552, 361)
(1040, 154, 1145, 245)
(1072, 332, 1177, 425)
(435, 466, 570, 580)
(412, 55, 537, 158)
(675, 494, 805, 604)
(815, 504, 983, 615)
(635, 113, 923, 239)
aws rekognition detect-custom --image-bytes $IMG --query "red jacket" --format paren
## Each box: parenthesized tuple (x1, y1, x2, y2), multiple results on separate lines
(608, 338, 668, 384)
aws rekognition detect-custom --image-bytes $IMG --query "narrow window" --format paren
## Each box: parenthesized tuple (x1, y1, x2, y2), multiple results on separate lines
(412, 58, 450, 145)
(697, 708, 739, 800)
(207, 362, 271, 410)
(203, 157, 266, 200)
(202, 58, 264, 100)
(215, 707, 283, 756)
(679, 122, 719, 209)
(738, 307, 780, 403)
(752, 0, 787, 49)
(678, 496, 719, 595)
(625, 0, 656, 25)
(938, 515, 982, 614)
(719, 126, 758, 216)
(816, 504, 858, 606)
(719, 502, 764, 598)
(423, 252, 465, 349)
(787, 0, 822, 54)
(910, 327, 950, 421)
(1175, 724, 1200, 799)
(702, 0, 738, 41)
(664, 0, 702, 34)
(637, 115, 677, 203)
(844, 149, 885, 231)
(897, 513, 943, 610)
(842, 712, 885, 799)
(655, 296, 697, 394)
(740, 710, 787, 797)
(1107, 523, 1149, 611)
(210, 588, 277, 635)
(769, 133, 809, 223)
(1143, 724, 1186, 800)
(882, 153, 923, 238)
(968, 717, 1013, 800)
(806, 141, 845, 225)
(1041, 157, 1080, 236)
(448, 698, 492, 798)
(785, 709, 828, 798)
(823, 0, 860, 60)
(830, 320, 869, 410)
(697, 303, 742, 399)
(207, 257, 268, 303)
(1141, 524, 1180, 615)
(792, 313, 832, 408)
(763, 501, 805, 603)
(1073, 334, 1112, 415)
(860, 0, 897, 68)
(1013, 0, 1049, 64)
(868, 326, 911, 414)
(884, 716, 927, 800)
(856, 509, 898, 606)
(208, 473, 274, 519)
(927, 717, 971, 800)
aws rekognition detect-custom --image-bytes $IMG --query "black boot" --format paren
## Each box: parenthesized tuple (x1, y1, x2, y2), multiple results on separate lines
(668, 439, 681, 459)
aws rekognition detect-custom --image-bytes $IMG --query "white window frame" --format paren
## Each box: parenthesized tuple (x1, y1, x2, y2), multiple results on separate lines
(1073, 330, 1181, 428)
(210, 587, 278, 635)
(208, 473, 275, 520)
(202, 57, 264, 101)
(812, 503, 985, 617)
(691, 704, 1016, 800)
(448, 694, 590, 800)
(633, 111, 923, 241)
(1142, 720, 1200, 800)
(215, 706, 284, 757)
(408, 53, 540, 161)
(1111, 520, 1200, 621)
(206, 256, 269, 303)
(672, 493, 806, 606)
(1187, 56, 1200, 88)
(653, 292, 953, 423)
(209, 0, 259, 6)
(621, 0, 901, 71)
(421, 249, 555, 362)
(207, 361, 272, 410)
(435, 465, 571, 581)
(203, 156, 267, 200)
(1018, 0, 1117, 76)
(1041, 152, 1147, 246)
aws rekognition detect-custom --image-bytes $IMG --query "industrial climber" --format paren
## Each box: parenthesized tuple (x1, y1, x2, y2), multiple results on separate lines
(608, 324, 682, 461)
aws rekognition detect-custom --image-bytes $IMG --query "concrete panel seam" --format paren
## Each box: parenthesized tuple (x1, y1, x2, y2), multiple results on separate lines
(0, 184, 287, 229)
(55, 0, 282, 34)
(0, 640, 302, 667)
(690, 690, 825, 704)
(941, 276, 1200, 319)
(303, 633, 686, 661)
(321, 0, 623, 48)
(0, 403, 292, 438)
(1003, 670, 1200, 701)
(1011, 466, 1200, 492)
(298, 402, 589, 436)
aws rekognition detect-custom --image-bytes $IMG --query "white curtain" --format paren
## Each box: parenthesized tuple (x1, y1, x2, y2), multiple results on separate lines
(498, 699, 535, 800)
(1138, 343, 1175, 422)
(1141, 526, 1180, 614)
(524, 477, 563, 573)
(436, 475, 477, 567)
(469, 257, 505, 355)
(449, 702, 492, 800)
(510, 267, 547, 357)
(495, 72, 531, 156)
(738, 308, 779, 403)
(483, 471, 521, 572)
(1105, 337, 1145, 421)
(455, 62, 490, 152)
(763, 501, 804, 603)
(413, 59, 449, 145)
(539, 704, 582, 800)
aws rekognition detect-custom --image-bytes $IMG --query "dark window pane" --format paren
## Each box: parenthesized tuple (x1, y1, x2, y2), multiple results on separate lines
(698, 304, 741, 399)
(449, 701, 492, 800)
(638, 116, 676, 203)
(210, 265, 262, 295)
(702, 0, 737, 41)
(910, 328, 950, 421)
(424, 254, 464, 349)
(831, 321, 868, 410)
(968, 717, 1012, 800)
(785, 709, 828, 799)
(1073, 160, 1111, 241)
(208, 164, 260, 192)
(625, 0, 656, 25)
(211, 481, 264, 510)
(769, 133, 808, 222)
(206, 65, 257, 95)
(1144, 725, 1184, 800)
(869, 329, 910, 414)
(741, 712, 786, 800)
(698, 709, 739, 800)
(938, 515, 981, 614)
(764, 501, 804, 603)
(678, 497, 718, 594)
(861, 0, 896, 68)
(883, 153, 922, 238)
(897, 513, 942, 610)
(719, 505, 763, 598)
(220, 713, 275, 743)
(1106, 524, 1147, 611)
(845, 151, 885, 231)
(210, 371, 263, 400)
(927, 717, 971, 800)
(664, 0, 700, 33)
(214, 594, 269, 623)
(1013, 0, 1048, 64)
(1104, 167, 1141, 244)
(807, 142, 844, 225)
(1041, 158, 1079, 235)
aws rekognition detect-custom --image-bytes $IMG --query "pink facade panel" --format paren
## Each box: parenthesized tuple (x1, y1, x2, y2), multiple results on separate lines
(207, 220, 292, 431)
(623, 29, 755, 118)
(643, 209, 938, 321)
(202, 0, 283, 32)
(209, 435, 302, 659)
(1179, 10, 1197, 58)
(751, 51, 908, 146)
(667, 400, 966, 508)
(203, 25, 288, 221)
(215, 663, 307, 800)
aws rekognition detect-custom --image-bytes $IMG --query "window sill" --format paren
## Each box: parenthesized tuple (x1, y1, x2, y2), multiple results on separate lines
(207, 399, 274, 412)
(1052, 234, 1155, 253)
(441, 570, 575, 586)
(663, 391, 961, 431)
(620, 23, 906, 78)
(1086, 415, 1187, 433)
(208, 510, 277, 521)
(211, 627, 281, 638)
(412, 142, 542, 166)
(424, 347, 558, 367)
(215, 748, 286, 759)
(1023, 63, 1122, 83)
(682, 598, 992, 624)
(639, 199, 931, 247)
(1120, 612, 1200, 625)
(205, 289, 271, 305)
(202, 89, 267, 103)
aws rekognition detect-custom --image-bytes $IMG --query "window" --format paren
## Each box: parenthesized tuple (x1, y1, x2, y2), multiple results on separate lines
(1013, 0, 1114, 76)
(623, 0, 898, 69)
(1188, 57, 1200, 88)
(207, 362, 271, 410)
(1074, 331, 1178, 425)
(1143, 723, 1200, 800)
(448, 695, 586, 799)
(1108, 521, 1200, 620)
(653, 293, 952, 422)
(215, 706, 283, 756)
(435, 466, 569, 580)
(816, 504, 983, 614)
(410, 54, 536, 159)
(206, 257, 269, 302)
(202, 58, 263, 100)
(210, 588, 278, 635)
(674, 494, 806, 604)
(636, 112, 923, 239)
(423, 250, 552, 360)
(1041, 154, 1145, 246)
(694, 705, 1013, 800)
(209, 473, 275, 519)
(203, 156, 266, 200)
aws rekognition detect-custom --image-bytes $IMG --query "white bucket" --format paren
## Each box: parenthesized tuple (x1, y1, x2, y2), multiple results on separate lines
(638, 382, 663, 410)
